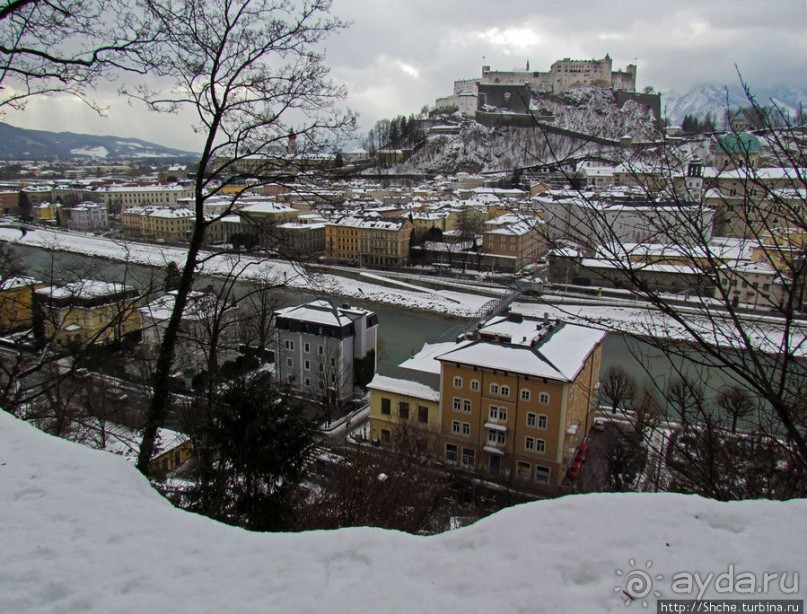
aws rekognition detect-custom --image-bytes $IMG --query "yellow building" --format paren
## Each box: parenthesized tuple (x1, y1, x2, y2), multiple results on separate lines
(367, 374, 441, 446)
(34, 280, 142, 349)
(435, 313, 604, 487)
(121, 207, 195, 243)
(367, 342, 450, 446)
(0, 276, 42, 332)
(369, 312, 605, 488)
(481, 214, 546, 272)
(325, 215, 413, 267)
(32, 202, 60, 225)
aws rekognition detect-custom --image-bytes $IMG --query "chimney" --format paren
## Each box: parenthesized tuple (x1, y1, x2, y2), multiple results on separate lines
(543, 312, 549, 325)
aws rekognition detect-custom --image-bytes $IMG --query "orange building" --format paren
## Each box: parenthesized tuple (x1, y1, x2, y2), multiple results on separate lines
(435, 313, 604, 486)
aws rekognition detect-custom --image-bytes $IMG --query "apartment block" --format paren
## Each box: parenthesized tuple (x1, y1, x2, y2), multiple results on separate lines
(368, 312, 605, 488)
(275, 300, 378, 402)
(325, 215, 413, 267)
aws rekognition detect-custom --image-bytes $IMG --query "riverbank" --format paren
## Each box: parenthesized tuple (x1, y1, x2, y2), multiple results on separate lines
(0, 227, 492, 318)
(2, 226, 805, 357)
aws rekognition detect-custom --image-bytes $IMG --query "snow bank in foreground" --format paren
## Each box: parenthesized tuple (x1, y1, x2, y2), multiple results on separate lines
(1, 411, 805, 613)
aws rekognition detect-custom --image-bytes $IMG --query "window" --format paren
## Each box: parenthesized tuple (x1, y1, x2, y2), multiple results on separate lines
(500, 385, 510, 397)
(453, 376, 463, 389)
(286, 358, 293, 368)
(517, 461, 531, 479)
(489, 406, 507, 422)
(527, 412, 537, 427)
(539, 392, 550, 405)
(490, 383, 499, 395)
(418, 405, 429, 424)
(535, 439, 546, 454)
(318, 345, 324, 355)
(330, 357, 336, 367)
(487, 430, 506, 445)
(453, 397, 462, 412)
(304, 343, 310, 353)
(445, 443, 458, 464)
(452, 420, 461, 434)
(534, 465, 550, 483)
(304, 360, 310, 370)
(525, 436, 535, 451)
(399, 402, 410, 420)
(461, 448, 475, 468)
(284, 339, 294, 350)
(381, 398, 391, 415)
(304, 377, 310, 387)
(470, 379, 480, 391)
(462, 422, 471, 437)
(521, 389, 531, 401)
(538, 414, 548, 429)
(462, 399, 472, 413)
(381, 429, 391, 444)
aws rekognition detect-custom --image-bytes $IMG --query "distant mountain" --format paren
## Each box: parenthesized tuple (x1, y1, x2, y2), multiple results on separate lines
(662, 84, 807, 127)
(0, 122, 198, 161)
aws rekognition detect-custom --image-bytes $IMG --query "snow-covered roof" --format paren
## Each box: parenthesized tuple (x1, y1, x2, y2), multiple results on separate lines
(274, 300, 374, 328)
(437, 317, 605, 381)
(399, 341, 469, 375)
(35, 280, 136, 300)
(366, 374, 439, 402)
(0, 276, 39, 291)
(328, 215, 407, 230)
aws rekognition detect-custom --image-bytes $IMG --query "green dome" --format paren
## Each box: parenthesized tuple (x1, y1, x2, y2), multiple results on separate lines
(717, 132, 761, 155)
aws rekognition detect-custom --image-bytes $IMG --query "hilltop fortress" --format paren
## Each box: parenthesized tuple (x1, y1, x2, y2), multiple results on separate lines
(477, 54, 635, 94)
(435, 54, 658, 128)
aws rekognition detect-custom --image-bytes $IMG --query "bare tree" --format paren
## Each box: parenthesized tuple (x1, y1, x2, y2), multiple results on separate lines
(536, 79, 807, 498)
(600, 366, 637, 414)
(0, 0, 151, 109)
(131, 0, 353, 476)
(299, 421, 450, 533)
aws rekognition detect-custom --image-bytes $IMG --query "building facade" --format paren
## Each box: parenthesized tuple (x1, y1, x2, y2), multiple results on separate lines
(368, 312, 605, 488)
(325, 215, 413, 267)
(34, 280, 141, 349)
(0, 276, 42, 332)
(274, 300, 378, 402)
(66, 202, 109, 233)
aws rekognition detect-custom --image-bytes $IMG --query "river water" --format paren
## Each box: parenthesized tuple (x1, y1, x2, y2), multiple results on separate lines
(7, 243, 751, 406)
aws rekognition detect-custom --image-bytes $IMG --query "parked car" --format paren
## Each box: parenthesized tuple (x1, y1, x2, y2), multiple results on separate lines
(593, 417, 606, 431)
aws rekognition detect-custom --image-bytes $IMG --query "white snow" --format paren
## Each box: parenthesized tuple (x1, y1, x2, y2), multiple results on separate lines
(1, 410, 805, 612)
(2, 227, 804, 355)
(70, 146, 109, 158)
(0, 227, 491, 317)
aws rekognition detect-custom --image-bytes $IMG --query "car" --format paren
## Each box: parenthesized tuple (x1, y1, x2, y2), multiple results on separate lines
(567, 460, 583, 480)
(593, 417, 606, 431)
(575, 443, 589, 463)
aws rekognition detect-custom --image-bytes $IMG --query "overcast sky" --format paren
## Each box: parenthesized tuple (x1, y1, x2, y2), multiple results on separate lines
(4, 0, 806, 152)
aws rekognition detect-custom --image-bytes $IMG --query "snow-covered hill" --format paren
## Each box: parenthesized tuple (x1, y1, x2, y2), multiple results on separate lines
(0, 122, 197, 161)
(398, 87, 658, 174)
(663, 84, 807, 126)
(2, 410, 805, 613)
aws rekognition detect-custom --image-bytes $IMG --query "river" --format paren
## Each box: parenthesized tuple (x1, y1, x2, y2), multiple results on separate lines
(7, 242, 752, 408)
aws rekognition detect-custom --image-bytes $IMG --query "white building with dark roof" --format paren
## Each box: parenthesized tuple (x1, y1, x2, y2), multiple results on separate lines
(274, 300, 379, 403)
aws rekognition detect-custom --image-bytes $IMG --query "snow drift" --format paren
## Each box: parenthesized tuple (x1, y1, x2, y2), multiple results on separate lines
(2, 411, 806, 612)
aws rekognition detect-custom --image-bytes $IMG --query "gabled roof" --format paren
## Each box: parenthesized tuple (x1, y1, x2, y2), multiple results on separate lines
(436, 318, 605, 382)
